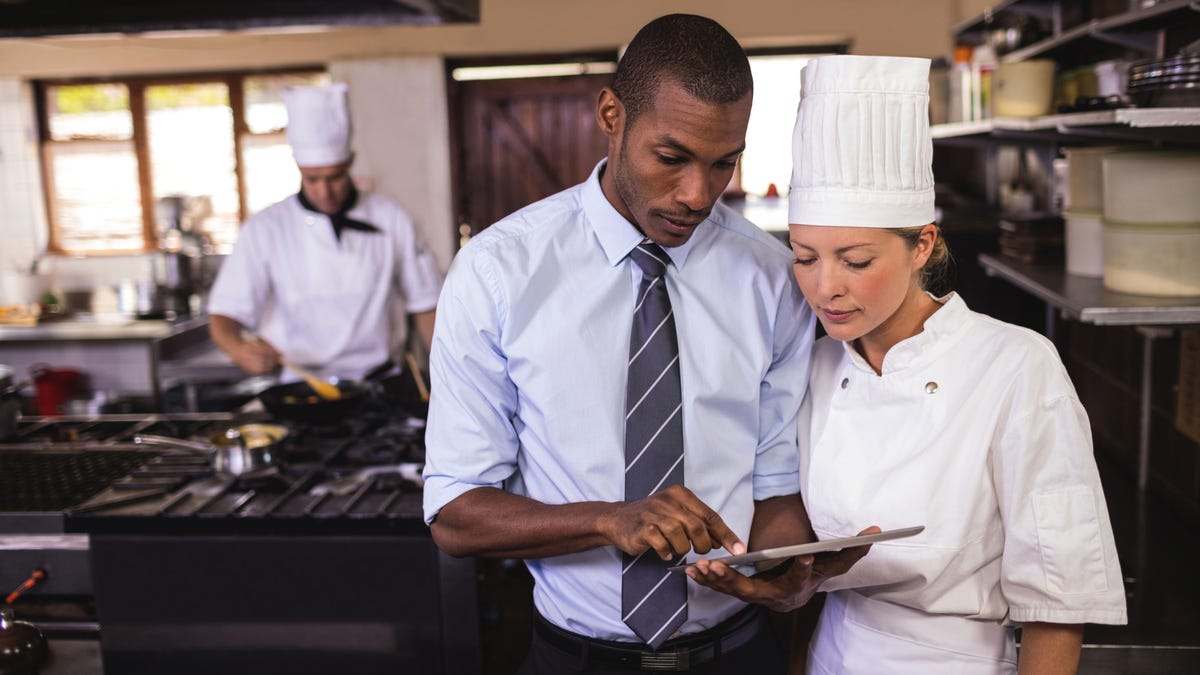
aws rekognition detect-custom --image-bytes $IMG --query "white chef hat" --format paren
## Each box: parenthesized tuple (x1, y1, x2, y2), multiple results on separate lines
(789, 55, 935, 228)
(282, 83, 352, 168)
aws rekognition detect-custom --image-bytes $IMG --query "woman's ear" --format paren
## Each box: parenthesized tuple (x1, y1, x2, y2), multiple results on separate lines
(912, 223, 938, 270)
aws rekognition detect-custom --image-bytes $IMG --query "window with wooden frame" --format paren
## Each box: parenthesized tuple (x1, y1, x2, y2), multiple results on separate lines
(36, 68, 329, 255)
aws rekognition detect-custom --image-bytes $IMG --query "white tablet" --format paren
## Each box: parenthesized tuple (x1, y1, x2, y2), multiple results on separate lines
(669, 525, 925, 571)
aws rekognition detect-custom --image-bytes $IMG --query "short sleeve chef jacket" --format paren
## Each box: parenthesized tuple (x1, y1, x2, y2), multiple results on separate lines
(207, 191, 442, 380)
(800, 293, 1126, 672)
(422, 161, 815, 641)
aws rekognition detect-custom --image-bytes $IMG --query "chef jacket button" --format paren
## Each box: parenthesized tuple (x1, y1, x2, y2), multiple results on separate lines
(305, 216, 315, 225)
(840, 378, 849, 389)
(925, 381, 939, 394)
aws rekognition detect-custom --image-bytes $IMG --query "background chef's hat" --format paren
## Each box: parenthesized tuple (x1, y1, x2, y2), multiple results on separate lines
(789, 55, 935, 228)
(282, 83, 352, 168)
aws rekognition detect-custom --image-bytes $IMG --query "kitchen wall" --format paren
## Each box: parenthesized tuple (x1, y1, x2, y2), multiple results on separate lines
(0, 0, 990, 278)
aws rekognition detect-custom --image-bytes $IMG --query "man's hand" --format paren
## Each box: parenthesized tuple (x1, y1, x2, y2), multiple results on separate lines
(231, 337, 280, 375)
(684, 525, 880, 612)
(597, 484, 745, 560)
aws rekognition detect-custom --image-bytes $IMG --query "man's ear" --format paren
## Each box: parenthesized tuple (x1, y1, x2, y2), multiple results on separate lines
(596, 87, 623, 136)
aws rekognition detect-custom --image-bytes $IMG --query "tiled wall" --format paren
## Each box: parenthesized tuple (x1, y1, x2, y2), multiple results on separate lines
(0, 78, 48, 273)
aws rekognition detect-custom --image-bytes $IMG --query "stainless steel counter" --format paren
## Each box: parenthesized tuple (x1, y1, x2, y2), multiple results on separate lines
(978, 254, 1200, 326)
(0, 315, 209, 342)
(0, 316, 219, 407)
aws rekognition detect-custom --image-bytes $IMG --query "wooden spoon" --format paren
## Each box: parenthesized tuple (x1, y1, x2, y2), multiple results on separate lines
(278, 358, 342, 401)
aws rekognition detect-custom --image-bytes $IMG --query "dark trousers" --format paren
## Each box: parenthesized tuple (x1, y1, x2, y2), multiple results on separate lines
(516, 609, 786, 675)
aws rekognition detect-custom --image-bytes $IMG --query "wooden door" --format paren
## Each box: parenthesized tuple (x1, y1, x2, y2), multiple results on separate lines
(452, 72, 613, 237)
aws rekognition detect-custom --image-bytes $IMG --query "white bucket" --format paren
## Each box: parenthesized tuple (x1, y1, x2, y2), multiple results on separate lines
(1102, 221, 1200, 296)
(1065, 210, 1104, 277)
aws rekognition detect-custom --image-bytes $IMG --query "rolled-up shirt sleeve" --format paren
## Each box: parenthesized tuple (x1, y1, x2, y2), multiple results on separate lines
(422, 245, 520, 525)
(393, 210, 443, 313)
(992, 389, 1128, 625)
(751, 277, 813, 501)
(207, 221, 271, 330)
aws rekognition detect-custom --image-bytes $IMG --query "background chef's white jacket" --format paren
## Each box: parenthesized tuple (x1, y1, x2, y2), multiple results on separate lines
(799, 293, 1126, 672)
(207, 192, 443, 380)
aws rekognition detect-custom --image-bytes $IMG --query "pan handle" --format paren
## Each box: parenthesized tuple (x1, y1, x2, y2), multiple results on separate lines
(133, 434, 217, 454)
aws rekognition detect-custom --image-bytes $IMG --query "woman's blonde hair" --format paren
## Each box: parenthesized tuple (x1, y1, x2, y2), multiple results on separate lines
(893, 225, 952, 292)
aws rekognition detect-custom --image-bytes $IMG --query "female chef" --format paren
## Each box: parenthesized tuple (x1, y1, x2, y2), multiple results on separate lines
(687, 55, 1127, 674)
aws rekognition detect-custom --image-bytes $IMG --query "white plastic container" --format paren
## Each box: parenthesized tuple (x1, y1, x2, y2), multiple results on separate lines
(1063, 146, 1117, 212)
(1102, 151, 1200, 224)
(993, 59, 1056, 118)
(1102, 221, 1200, 296)
(1064, 210, 1104, 277)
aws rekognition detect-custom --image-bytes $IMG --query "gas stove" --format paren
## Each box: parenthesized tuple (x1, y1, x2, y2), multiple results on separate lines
(1, 407, 477, 675)
(0, 408, 427, 535)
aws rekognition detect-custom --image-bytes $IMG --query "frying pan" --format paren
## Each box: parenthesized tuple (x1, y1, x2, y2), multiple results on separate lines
(257, 379, 369, 425)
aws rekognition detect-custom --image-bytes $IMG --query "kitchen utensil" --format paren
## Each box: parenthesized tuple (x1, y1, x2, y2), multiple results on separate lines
(0, 606, 47, 675)
(1102, 221, 1200, 297)
(994, 59, 1056, 118)
(403, 352, 430, 402)
(278, 358, 342, 401)
(1064, 211, 1104, 277)
(1102, 151, 1200, 224)
(29, 364, 84, 416)
(257, 379, 367, 425)
(133, 423, 288, 475)
(310, 463, 424, 497)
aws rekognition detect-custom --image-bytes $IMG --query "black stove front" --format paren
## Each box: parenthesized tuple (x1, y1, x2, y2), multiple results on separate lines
(0, 407, 479, 675)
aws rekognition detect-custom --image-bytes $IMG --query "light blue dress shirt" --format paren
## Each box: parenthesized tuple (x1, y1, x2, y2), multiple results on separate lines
(423, 161, 815, 641)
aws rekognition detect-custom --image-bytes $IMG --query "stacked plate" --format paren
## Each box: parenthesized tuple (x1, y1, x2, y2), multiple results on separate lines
(1127, 54, 1200, 107)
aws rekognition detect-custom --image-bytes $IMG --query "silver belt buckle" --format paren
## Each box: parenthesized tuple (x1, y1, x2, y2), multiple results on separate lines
(640, 649, 689, 671)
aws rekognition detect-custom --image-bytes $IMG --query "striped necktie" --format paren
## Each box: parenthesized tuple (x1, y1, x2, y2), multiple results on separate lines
(621, 239, 687, 648)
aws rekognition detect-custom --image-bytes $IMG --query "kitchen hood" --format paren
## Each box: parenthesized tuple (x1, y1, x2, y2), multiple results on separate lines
(0, 0, 480, 38)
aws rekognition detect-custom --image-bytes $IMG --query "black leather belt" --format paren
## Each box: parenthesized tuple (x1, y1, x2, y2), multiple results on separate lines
(533, 605, 765, 672)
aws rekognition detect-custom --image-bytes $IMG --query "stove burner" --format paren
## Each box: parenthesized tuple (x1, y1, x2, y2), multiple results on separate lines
(0, 449, 156, 511)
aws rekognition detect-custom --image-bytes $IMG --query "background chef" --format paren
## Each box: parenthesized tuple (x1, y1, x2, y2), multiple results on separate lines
(207, 83, 443, 381)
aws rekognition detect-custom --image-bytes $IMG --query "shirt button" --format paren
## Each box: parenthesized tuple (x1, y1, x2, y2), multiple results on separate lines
(925, 381, 939, 394)
(840, 378, 849, 389)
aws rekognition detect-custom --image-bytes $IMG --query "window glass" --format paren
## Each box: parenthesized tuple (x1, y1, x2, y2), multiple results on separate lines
(46, 140, 143, 251)
(145, 83, 240, 252)
(243, 72, 330, 134)
(46, 84, 132, 141)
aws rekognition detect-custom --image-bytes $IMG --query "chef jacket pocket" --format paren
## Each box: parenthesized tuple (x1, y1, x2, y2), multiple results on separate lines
(1032, 487, 1109, 595)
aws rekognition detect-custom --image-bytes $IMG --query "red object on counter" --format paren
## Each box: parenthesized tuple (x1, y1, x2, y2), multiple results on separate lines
(30, 365, 83, 416)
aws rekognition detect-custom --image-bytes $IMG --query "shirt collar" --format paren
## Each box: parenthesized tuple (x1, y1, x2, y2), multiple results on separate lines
(582, 159, 702, 270)
(843, 291, 967, 374)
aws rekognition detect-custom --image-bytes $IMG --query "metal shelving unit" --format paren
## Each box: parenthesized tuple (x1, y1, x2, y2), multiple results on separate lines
(955, 0, 1199, 65)
(932, 107, 1200, 145)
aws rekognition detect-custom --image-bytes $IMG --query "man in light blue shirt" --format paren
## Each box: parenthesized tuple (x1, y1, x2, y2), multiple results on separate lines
(423, 14, 867, 674)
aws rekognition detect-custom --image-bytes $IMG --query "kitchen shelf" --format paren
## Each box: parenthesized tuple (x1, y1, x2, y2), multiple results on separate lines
(1000, 0, 1199, 64)
(953, 0, 1061, 41)
(978, 253, 1200, 325)
(931, 107, 1200, 145)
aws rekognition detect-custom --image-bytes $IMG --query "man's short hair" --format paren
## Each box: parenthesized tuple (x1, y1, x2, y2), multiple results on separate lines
(612, 14, 753, 124)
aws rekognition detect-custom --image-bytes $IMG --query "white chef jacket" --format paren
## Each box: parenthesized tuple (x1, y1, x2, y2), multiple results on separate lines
(207, 192, 443, 380)
(799, 292, 1126, 674)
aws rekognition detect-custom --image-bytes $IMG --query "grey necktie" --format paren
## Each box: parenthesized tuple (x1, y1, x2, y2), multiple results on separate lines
(621, 239, 687, 649)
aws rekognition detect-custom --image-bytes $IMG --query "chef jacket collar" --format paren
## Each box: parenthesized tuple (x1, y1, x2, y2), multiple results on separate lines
(583, 160, 699, 270)
(296, 184, 380, 241)
(842, 292, 966, 375)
